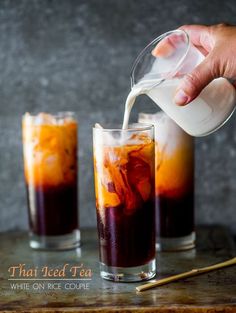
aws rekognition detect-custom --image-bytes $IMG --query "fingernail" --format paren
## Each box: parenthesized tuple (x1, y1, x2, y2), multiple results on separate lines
(174, 89, 189, 105)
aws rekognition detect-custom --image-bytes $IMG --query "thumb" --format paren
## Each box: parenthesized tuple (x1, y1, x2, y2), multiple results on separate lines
(174, 55, 215, 106)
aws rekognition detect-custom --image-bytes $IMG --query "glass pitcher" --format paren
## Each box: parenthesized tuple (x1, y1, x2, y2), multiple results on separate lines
(131, 29, 236, 137)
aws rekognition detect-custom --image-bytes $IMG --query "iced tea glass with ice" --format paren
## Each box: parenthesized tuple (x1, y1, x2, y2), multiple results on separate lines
(93, 124, 156, 282)
(22, 112, 80, 250)
(139, 112, 195, 251)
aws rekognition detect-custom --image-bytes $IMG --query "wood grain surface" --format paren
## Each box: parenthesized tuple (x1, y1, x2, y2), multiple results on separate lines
(0, 226, 235, 312)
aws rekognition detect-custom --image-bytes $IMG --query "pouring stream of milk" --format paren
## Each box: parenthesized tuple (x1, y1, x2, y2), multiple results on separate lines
(122, 87, 140, 129)
(122, 81, 154, 129)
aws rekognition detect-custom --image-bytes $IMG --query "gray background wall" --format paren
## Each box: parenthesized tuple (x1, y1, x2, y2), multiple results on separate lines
(0, 0, 236, 234)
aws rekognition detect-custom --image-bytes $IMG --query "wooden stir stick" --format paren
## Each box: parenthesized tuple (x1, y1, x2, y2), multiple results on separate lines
(136, 257, 236, 292)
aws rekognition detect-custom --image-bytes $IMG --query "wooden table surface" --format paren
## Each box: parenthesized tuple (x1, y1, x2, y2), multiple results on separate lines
(0, 226, 236, 312)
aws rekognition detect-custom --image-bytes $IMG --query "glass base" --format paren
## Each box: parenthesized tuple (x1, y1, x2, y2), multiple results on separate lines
(156, 232, 195, 251)
(100, 259, 156, 282)
(29, 229, 81, 250)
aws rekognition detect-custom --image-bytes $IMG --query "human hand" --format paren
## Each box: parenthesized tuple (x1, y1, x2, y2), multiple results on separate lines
(153, 24, 236, 105)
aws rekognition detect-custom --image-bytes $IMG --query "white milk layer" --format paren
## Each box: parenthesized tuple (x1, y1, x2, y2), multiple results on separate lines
(93, 124, 151, 148)
(138, 112, 191, 155)
(123, 77, 236, 136)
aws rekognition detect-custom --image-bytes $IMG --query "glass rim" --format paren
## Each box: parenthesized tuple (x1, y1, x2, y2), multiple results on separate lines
(130, 29, 190, 87)
(93, 122, 154, 132)
(138, 111, 162, 118)
(22, 111, 76, 118)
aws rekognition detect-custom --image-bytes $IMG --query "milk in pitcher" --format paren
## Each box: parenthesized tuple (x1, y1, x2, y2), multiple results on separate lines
(122, 76, 236, 136)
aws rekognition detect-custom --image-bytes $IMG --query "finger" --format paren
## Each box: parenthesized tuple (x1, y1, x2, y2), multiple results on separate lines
(179, 24, 214, 52)
(174, 54, 215, 105)
(152, 37, 175, 57)
(194, 45, 209, 56)
(152, 33, 187, 57)
(152, 25, 212, 58)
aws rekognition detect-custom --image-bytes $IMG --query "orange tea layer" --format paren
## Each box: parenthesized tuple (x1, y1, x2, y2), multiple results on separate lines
(22, 113, 77, 188)
(139, 112, 194, 198)
(94, 133, 155, 216)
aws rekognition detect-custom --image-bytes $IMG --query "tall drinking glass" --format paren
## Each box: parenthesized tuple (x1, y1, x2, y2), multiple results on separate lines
(22, 112, 80, 250)
(139, 112, 195, 251)
(93, 124, 156, 281)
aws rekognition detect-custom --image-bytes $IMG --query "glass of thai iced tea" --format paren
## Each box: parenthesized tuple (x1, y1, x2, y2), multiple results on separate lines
(93, 123, 156, 282)
(22, 112, 80, 250)
(139, 112, 195, 251)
